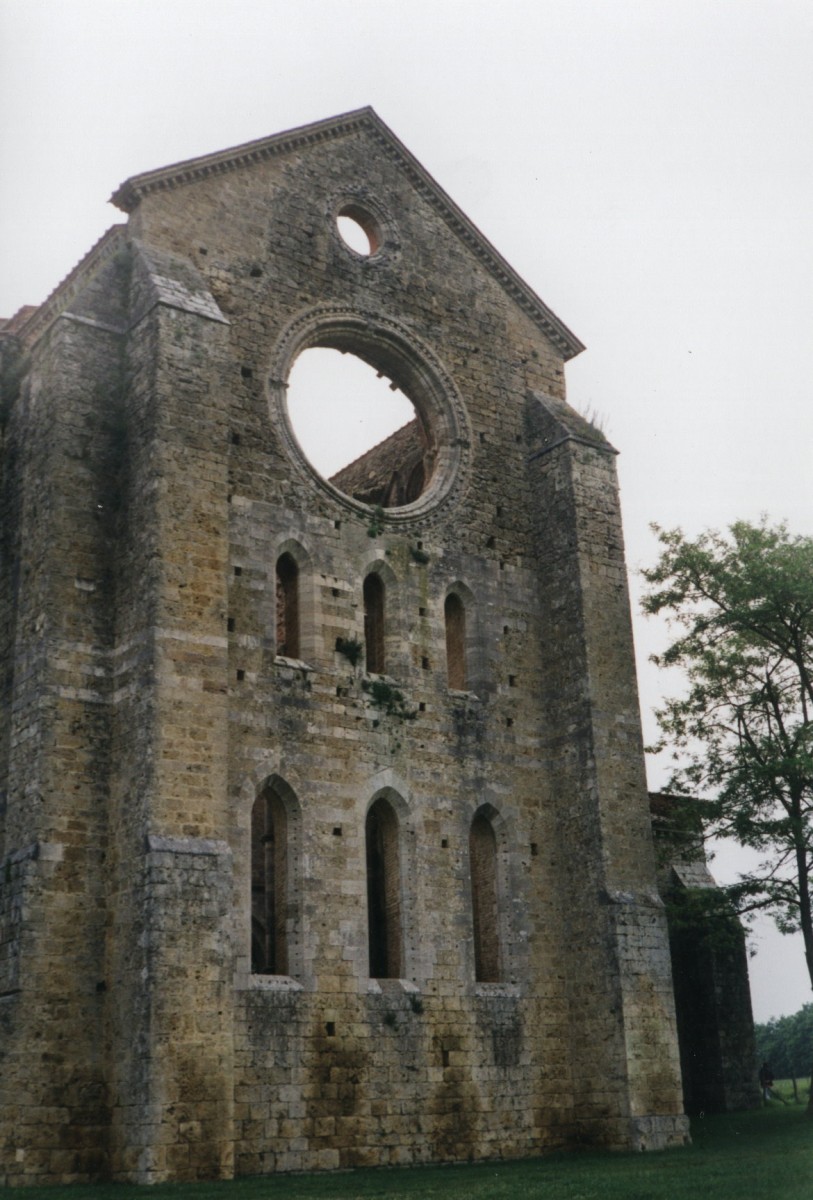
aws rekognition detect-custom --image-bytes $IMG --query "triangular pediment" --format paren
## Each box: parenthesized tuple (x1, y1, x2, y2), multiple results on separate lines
(110, 108, 585, 361)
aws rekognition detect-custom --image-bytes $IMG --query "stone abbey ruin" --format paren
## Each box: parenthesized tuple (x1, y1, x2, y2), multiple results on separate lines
(1, 108, 755, 1185)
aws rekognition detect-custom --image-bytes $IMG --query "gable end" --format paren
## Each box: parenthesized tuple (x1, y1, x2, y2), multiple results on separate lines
(110, 108, 585, 361)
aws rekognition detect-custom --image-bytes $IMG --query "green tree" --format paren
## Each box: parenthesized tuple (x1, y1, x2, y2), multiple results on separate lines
(642, 520, 813, 1108)
(755, 1004, 813, 1087)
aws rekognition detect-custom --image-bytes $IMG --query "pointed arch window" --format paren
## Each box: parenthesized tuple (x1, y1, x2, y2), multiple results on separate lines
(470, 811, 500, 982)
(445, 592, 467, 690)
(366, 796, 402, 978)
(251, 782, 291, 975)
(276, 553, 299, 658)
(363, 573, 385, 674)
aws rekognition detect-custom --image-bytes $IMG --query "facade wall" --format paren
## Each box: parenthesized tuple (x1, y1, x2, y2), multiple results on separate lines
(0, 113, 689, 1185)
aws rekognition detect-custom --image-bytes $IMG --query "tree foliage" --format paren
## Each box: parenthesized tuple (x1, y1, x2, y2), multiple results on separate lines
(755, 1004, 813, 1082)
(642, 519, 813, 998)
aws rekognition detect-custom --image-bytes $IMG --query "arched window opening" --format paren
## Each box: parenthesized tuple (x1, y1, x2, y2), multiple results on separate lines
(366, 797, 402, 979)
(470, 812, 500, 982)
(445, 593, 467, 690)
(276, 553, 299, 658)
(364, 573, 385, 674)
(251, 785, 289, 974)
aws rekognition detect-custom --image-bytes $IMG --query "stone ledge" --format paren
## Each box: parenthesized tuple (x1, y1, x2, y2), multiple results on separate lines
(473, 981, 521, 999)
(601, 888, 664, 910)
(273, 656, 315, 673)
(145, 835, 231, 858)
(1, 841, 64, 869)
(364, 978, 420, 995)
(241, 975, 304, 994)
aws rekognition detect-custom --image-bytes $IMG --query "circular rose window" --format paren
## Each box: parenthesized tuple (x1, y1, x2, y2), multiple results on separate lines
(271, 309, 469, 518)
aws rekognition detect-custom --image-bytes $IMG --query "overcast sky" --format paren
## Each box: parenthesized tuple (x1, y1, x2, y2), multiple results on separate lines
(2, 0, 812, 1022)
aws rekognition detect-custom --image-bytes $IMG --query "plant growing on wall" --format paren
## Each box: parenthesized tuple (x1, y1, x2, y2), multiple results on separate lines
(362, 678, 417, 721)
(366, 505, 385, 538)
(335, 636, 363, 667)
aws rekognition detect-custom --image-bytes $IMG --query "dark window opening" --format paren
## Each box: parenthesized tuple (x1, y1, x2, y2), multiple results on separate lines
(276, 553, 300, 658)
(445, 593, 467, 690)
(251, 786, 289, 975)
(366, 797, 402, 979)
(470, 812, 500, 983)
(363, 573, 385, 674)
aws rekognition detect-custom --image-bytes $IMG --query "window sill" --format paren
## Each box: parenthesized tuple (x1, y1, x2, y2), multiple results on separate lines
(273, 655, 315, 672)
(245, 974, 303, 992)
(473, 981, 520, 998)
(365, 977, 421, 995)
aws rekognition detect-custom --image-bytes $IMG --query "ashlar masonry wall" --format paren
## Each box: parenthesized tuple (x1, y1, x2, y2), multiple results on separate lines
(0, 109, 688, 1185)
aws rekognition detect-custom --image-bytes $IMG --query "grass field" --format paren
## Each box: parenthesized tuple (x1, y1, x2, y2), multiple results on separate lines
(4, 1106, 811, 1200)
(771, 1076, 811, 1105)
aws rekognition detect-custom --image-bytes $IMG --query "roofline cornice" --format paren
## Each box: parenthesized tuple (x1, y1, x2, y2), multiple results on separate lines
(109, 108, 378, 213)
(110, 107, 585, 361)
(363, 116, 585, 362)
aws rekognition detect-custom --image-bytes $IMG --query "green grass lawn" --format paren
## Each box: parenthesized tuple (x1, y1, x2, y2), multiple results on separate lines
(4, 1107, 811, 1200)
(772, 1076, 811, 1105)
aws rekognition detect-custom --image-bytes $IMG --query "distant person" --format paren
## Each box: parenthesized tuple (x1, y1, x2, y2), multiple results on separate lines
(758, 1061, 787, 1104)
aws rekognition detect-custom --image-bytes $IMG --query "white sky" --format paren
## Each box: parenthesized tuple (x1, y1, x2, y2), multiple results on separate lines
(2, 0, 812, 1022)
